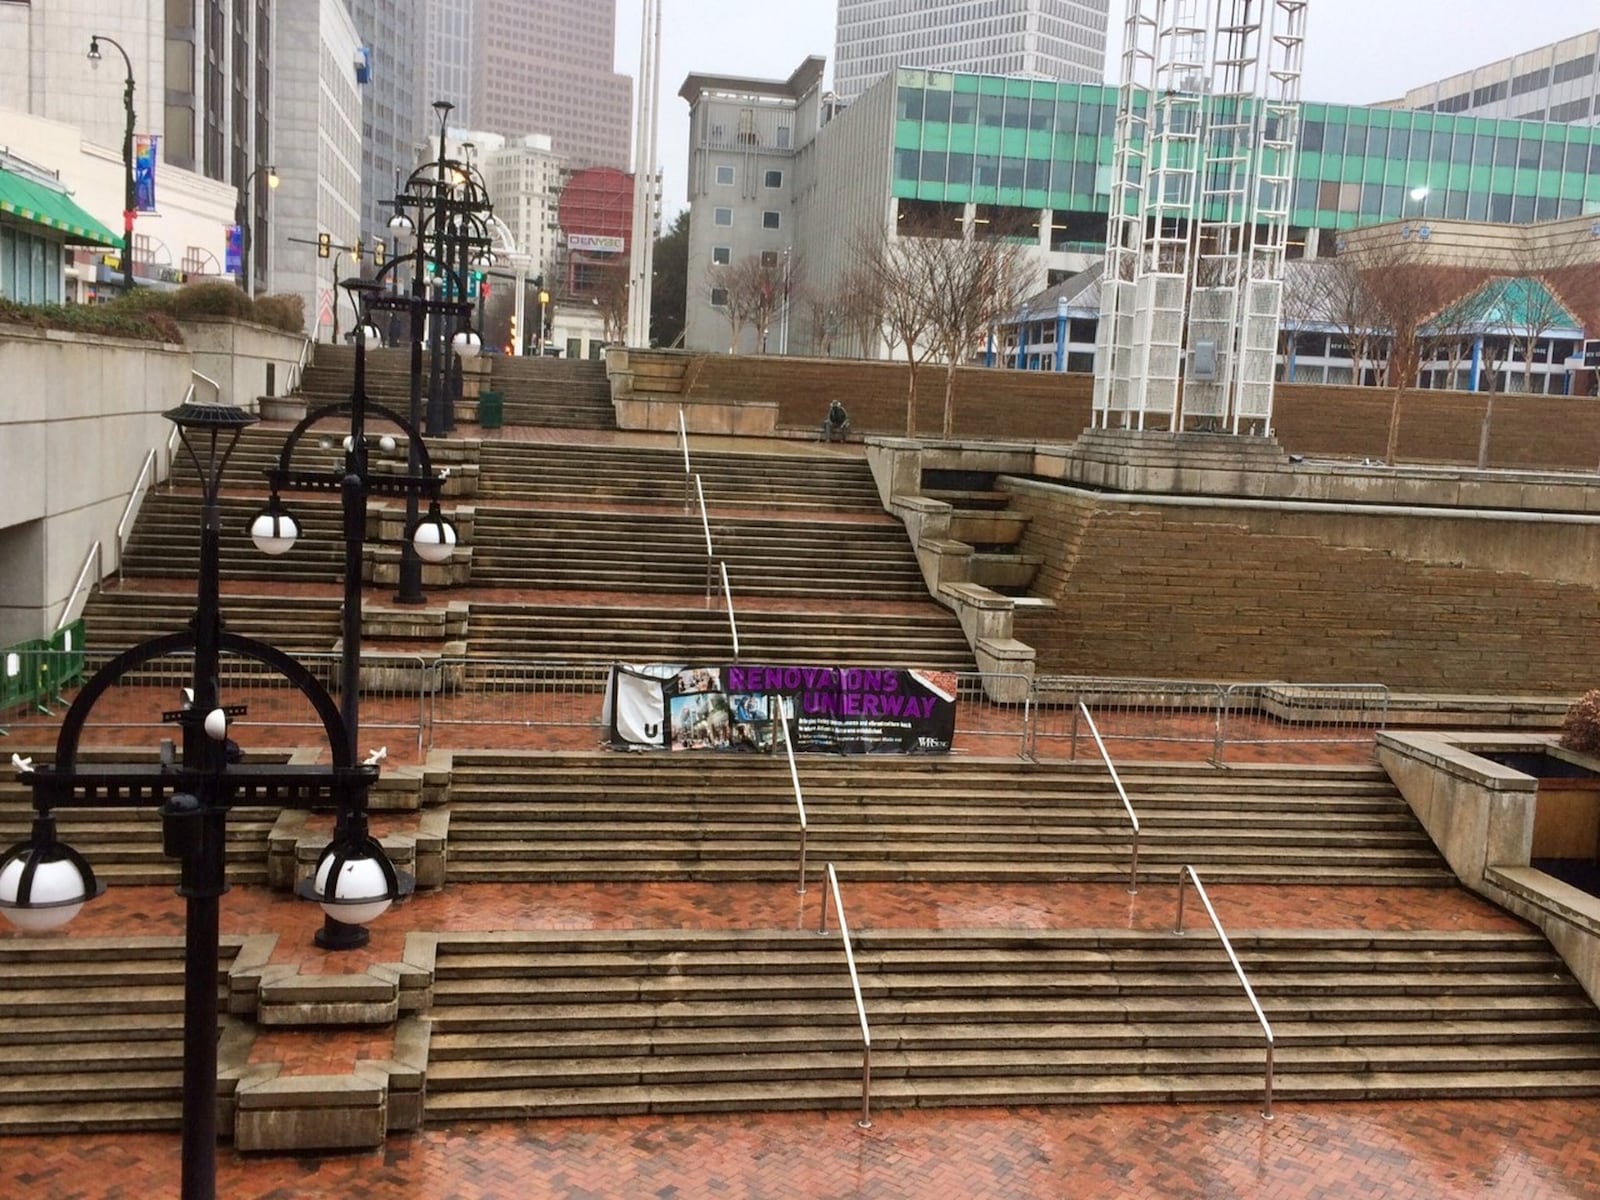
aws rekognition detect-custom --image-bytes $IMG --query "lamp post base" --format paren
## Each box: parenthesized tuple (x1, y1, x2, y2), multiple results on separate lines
(315, 915, 371, 951)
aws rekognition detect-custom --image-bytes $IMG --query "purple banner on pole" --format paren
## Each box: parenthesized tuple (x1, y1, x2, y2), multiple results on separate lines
(134, 135, 159, 212)
(225, 224, 243, 276)
(608, 664, 958, 754)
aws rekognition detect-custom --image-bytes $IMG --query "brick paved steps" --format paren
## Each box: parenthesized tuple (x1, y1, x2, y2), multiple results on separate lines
(471, 509, 927, 599)
(422, 928, 1600, 1119)
(0, 939, 246, 1134)
(477, 443, 883, 512)
(83, 589, 342, 658)
(441, 758, 1450, 886)
(461, 604, 974, 669)
(118, 492, 348, 585)
(0, 785, 276, 887)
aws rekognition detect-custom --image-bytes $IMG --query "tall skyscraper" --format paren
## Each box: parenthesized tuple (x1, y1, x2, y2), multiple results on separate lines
(833, 0, 1111, 102)
(469, 0, 633, 170)
(347, 0, 420, 246)
(417, 0, 476, 132)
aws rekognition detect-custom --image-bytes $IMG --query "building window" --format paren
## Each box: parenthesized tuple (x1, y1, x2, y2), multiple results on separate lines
(715, 164, 734, 186)
(714, 207, 733, 227)
(710, 286, 729, 307)
(762, 210, 781, 230)
(763, 168, 783, 189)
(760, 250, 779, 268)
(711, 245, 731, 265)
(776, 126, 791, 149)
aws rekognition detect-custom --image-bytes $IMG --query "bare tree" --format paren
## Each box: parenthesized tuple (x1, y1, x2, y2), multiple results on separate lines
(922, 233, 1036, 437)
(590, 260, 630, 345)
(1343, 238, 1488, 463)
(801, 289, 843, 357)
(1319, 253, 1381, 387)
(1504, 239, 1583, 393)
(853, 225, 938, 435)
(706, 259, 753, 352)
(836, 262, 886, 359)
(1278, 261, 1333, 383)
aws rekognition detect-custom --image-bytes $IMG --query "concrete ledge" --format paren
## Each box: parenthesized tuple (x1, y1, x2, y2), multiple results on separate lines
(233, 1074, 388, 1152)
(1486, 866, 1600, 1011)
(258, 972, 400, 1026)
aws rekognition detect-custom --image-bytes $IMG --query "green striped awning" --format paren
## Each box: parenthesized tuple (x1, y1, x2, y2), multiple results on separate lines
(0, 167, 120, 247)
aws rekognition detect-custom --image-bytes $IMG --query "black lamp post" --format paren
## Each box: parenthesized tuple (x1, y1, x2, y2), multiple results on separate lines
(0, 384, 408, 1200)
(251, 277, 457, 945)
(383, 100, 492, 601)
(87, 34, 137, 296)
(235, 164, 278, 298)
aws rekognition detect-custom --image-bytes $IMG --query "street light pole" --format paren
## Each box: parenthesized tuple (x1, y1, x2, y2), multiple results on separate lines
(88, 35, 137, 297)
(236, 165, 279, 298)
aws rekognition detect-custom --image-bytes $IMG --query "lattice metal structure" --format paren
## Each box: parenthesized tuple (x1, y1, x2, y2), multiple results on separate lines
(1095, 0, 1306, 434)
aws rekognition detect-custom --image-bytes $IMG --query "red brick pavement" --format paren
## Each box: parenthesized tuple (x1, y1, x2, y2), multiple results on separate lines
(7, 1096, 1600, 1199)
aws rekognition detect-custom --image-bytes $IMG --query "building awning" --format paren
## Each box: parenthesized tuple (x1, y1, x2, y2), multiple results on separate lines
(0, 167, 120, 247)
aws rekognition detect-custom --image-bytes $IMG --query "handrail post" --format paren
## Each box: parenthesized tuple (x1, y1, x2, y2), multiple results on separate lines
(816, 863, 872, 1129)
(780, 709, 808, 894)
(1079, 701, 1139, 894)
(1213, 685, 1229, 764)
(720, 561, 738, 660)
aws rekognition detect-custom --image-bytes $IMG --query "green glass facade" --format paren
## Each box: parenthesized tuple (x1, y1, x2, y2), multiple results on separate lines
(889, 69, 1600, 234)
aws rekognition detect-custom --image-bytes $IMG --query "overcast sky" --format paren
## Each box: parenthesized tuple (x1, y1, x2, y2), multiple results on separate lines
(614, 0, 1600, 217)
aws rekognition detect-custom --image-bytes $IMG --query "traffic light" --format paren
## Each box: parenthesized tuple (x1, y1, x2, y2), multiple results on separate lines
(374, 240, 386, 267)
(316, 232, 331, 258)
(352, 240, 363, 263)
(479, 279, 491, 303)
(508, 312, 518, 355)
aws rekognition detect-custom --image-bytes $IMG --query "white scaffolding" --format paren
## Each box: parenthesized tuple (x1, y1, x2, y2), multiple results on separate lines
(1094, 0, 1306, 435)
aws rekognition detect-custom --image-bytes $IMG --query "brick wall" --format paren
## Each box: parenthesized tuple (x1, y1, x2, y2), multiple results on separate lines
(1005, 491, 1600, 693)
(658, 349, 1600, 470)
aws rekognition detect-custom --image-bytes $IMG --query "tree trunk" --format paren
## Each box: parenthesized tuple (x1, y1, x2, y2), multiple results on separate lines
(941, 363, 957, 438)
(903, 346, 918, 438)
(1477, 394, 1495, 469)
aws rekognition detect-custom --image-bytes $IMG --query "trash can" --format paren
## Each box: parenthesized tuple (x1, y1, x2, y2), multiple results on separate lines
(478, 390, 503, 429)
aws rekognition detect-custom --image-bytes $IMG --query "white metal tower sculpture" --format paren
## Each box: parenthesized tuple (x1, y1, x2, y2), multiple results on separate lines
(626, 0, 663, 347)
(1093, 0, 1306, 434)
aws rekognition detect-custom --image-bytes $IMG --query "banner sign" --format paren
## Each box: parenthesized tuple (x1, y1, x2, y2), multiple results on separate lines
(607, 663, 957, 754)
(225, 223, 243, 276)
(134, 135, 159, 212)
(569, 233, 625, 253)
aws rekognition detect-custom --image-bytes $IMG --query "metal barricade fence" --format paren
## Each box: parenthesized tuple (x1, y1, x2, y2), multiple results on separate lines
(951, 671, 1034, 758)
(427, 659, 615, 751)
(71, 649, 428, 752)
(1214, 682, 1390, 764)
(1028, 677, 1226, 762)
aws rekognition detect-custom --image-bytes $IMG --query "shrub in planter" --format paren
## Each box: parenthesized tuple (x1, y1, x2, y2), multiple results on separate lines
(1559, 690, 1600, 756)
(0, 296, 184, 344)
(173, 279, 254, 321)
(252, 293, 306, 334)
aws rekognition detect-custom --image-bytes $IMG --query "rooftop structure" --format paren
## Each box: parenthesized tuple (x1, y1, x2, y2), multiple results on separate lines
(1394, 28, 1600, 127)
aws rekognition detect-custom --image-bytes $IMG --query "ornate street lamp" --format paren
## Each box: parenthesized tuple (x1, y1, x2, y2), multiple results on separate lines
(1, 380, 407, 1200)
(87, 34, 137, 295)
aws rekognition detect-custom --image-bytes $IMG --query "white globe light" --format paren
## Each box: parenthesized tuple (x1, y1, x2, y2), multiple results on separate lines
(413, 517, 457, 564)
(0, 857, 90, 932)
(378, 434, 397, 454)
(249, 510, 299, 556)
(204, 708, 228, 741)
(452, 330, 482, 359)
(343, 435, 355, 453)
(313, 853, 394, 925)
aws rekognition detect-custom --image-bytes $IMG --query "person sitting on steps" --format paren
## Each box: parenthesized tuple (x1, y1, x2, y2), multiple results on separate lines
(821, 400, 851, 442)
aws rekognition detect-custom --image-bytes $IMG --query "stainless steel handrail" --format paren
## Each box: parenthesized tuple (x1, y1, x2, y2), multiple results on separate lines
(816, 862, 872, 1129)
(719, 561, 739, 659)
(678, 406, 692, 511)
(165, 388, 191, 489)
(115, 448, 159, 585)
(779, 710, 808, 893)
(695, 474, 715, 600)
(286, 335, 313, 396)
(55, 541, 102, 632)
(1174, 865, 1276, 1120)
(1078, 701, 1140, 893)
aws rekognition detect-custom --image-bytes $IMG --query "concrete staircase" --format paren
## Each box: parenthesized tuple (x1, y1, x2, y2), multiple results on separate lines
(0, 937, 250, 1133)
(461, 602, 972, 669)
(422, 926, 1600, 1120)
(119, 492, 347, 586)
(488, 356, 615, 429)
(471, 508, 929, 600)
(441, 756, 1454, 886)
(478, 442, 884, 511)
(82, 590, 342, 661)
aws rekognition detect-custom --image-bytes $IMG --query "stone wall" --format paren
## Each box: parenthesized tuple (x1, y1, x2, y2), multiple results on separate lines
(178, 317, 311, 411)
(0, 325, 191, 643)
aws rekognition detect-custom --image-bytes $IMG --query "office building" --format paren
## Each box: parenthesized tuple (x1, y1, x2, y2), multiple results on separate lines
(1394, 29, 1600, 127)
(833, 0, 1110, 103)
(417, 0, 476, 132)
(470, 0, 633, 170)
(348, 0, 420, 248)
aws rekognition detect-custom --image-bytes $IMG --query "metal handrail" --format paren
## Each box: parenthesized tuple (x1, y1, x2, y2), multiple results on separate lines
(286, 335, 313, 396)
(55, 541, 102, 632)
(1078, 701, 1140, 893)
(719, 561, 739, 659)
(778, 709, 808, 893)
(678, 406, 692, 511)
(115, 448, 159, 584)
(164, 401, 186, 490)
(695, 473, 715, 599)
(816, 862, 872, 1129)
(1174, 865, 1275, 1121)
